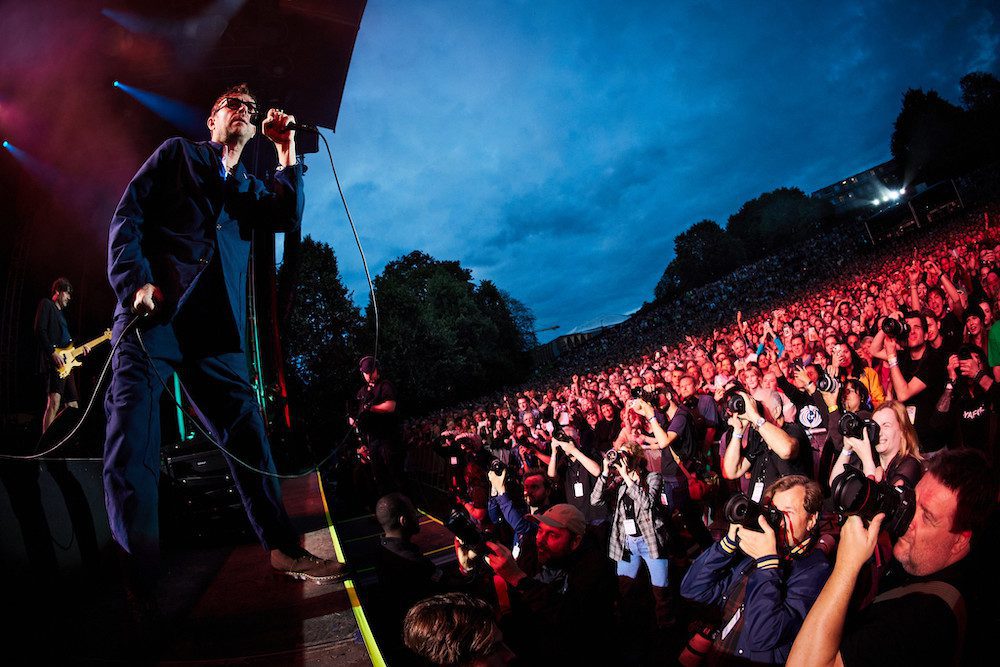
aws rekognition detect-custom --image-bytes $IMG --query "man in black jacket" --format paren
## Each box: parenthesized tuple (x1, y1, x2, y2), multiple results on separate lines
(485, 504, 616, 664)
(34, 278, 85, 432)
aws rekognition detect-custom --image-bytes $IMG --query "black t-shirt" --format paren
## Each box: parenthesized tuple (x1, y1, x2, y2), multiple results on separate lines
(744, 422, 812, 496)
(563, 454, 607, 523)
(661, 406, 696, 478)
(34, 299, 71, 371)
(357, 379, 400, 444)
(840, 560, 967, 666)
(897, 346, 946, 452)
(950, 385, 995, 453)
(939, 311, 963, 353)
(594, 417, 622, 452)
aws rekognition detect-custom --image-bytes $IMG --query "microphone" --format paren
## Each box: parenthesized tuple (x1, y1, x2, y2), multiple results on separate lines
(286, 121, 319, 133)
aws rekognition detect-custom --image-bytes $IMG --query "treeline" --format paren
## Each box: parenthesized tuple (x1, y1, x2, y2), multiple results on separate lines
(278, 238, 536, 437)
(654, 70, 1000, 303)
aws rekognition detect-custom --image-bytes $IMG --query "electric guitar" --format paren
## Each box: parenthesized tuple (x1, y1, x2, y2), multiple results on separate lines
(54, 329, 112, 378)
(347, 397, 373, 464)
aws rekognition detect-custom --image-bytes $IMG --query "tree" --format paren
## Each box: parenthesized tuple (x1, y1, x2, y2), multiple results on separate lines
(726, 188, 832, 257)
(279, 236, 363, 445)
(960, 71, 1000, 114)
(362, 251, 535, 412)
(890, 88, 966, 185)
(960, 72, 1000, 169)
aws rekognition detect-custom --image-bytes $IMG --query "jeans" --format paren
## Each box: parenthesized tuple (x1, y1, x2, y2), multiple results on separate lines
(616, 534, 669, 587)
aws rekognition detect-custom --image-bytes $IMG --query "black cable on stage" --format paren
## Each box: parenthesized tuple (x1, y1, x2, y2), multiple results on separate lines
(0, 313, 145, 461)
(317, 129, 380, 360)
(1, 129, 378, 482)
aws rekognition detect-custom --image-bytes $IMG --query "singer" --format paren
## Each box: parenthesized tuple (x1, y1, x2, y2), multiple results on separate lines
(105, 83, 346, 624)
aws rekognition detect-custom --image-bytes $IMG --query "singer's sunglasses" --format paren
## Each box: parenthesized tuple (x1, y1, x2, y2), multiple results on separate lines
(213, 97, 260, 122)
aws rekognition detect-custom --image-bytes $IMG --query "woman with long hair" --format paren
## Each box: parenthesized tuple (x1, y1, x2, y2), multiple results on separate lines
(829, 340, 884, 408)
(963, 305, 988, 352)
(829, 399, 923, 489)
(590, 441, 673, 631)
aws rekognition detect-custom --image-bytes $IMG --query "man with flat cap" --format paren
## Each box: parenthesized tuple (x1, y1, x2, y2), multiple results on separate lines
(350, 356, 404, 495)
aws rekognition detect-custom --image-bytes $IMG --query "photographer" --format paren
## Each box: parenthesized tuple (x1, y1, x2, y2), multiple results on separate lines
(546, 427, 606, 524)
(590, 442, 674, 630)
(937, 344, 998, 460)
(486, 466, 552, 575)
(870, 311, 947, 454)
(722, 389, 809, 502)
(789, 449, 997, 666)
(484, 504, 616, 664)
(636, 393, 715, 549)
(829, 400, 923, 490)
(826, 379, 872, 457)
(680, 476, 831, 664)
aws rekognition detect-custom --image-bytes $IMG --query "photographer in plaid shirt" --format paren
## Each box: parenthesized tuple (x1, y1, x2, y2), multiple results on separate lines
(590, 441, 675, 632)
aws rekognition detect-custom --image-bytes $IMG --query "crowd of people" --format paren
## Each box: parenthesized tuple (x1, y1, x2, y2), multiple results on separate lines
(367, 203, 1000, 666)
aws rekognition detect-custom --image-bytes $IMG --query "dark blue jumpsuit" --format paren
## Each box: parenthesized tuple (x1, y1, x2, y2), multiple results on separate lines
(105, 137, 303, 583)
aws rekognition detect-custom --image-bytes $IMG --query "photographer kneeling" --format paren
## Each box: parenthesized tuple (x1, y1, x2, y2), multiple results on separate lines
(789, 449, 997, 666)
(484, 504, 616, 665)
(680, 475, 830, 664)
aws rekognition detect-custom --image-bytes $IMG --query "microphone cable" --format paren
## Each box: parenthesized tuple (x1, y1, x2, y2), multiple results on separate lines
(315, 129, 380, 360)
(0, 313, 145, 461)
(1, 127, 379, 482)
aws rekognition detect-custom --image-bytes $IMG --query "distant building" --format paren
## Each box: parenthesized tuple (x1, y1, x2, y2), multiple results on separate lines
(811, 159, 905, 219)
(530, 326, 611, 366)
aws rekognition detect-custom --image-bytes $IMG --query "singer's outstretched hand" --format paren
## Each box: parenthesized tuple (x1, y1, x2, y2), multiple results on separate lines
(262, 108, 296, 148)
(133, 283, 163, 315)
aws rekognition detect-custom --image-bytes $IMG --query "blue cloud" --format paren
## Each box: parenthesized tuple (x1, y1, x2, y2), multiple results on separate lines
(300, 0, 1000, 342)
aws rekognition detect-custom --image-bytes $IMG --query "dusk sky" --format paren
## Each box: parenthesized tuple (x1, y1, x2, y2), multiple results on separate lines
(297, 1, 998, 343)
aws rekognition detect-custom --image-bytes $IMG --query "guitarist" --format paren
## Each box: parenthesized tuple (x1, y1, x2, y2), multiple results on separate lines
(34, 277, 87, 433)
(350, 356, 405, 496)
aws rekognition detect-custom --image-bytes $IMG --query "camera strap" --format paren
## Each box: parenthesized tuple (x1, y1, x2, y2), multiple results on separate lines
(873, 581, 965, 664)
(492, 574, 512, 618)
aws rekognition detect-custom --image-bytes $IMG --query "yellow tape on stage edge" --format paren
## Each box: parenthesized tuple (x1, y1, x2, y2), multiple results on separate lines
(316, 472, 388, 667)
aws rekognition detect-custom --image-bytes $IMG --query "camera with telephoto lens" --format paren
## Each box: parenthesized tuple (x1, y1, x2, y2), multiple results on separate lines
(881, 317, 911, 341)
(445, 507, 488, 552)
(830, 466, 916, 539)
(815, 371, 841, 394)
(605, 448, 632, 469)
(630, 385, 657, 404)
(723, 493, 785, 533)
(723, 381, 749, 416)
(549, 422, 572, 443)
(838, 410, 880, 460)
(489, 458, 507, 477)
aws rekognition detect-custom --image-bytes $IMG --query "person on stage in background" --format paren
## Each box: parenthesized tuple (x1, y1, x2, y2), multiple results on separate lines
(105, 83, 346, 624)
(34, 277, 87, 433)
(350, 355, 406, 496)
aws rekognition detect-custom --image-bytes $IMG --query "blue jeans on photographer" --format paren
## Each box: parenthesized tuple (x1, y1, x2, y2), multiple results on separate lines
(616, 534, 669, 586)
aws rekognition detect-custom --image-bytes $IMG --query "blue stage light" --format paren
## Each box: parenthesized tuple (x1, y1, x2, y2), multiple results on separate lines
(113, 82, 203, 136)
(113, 80, 121, 88)
(2, 140, 9, 149)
